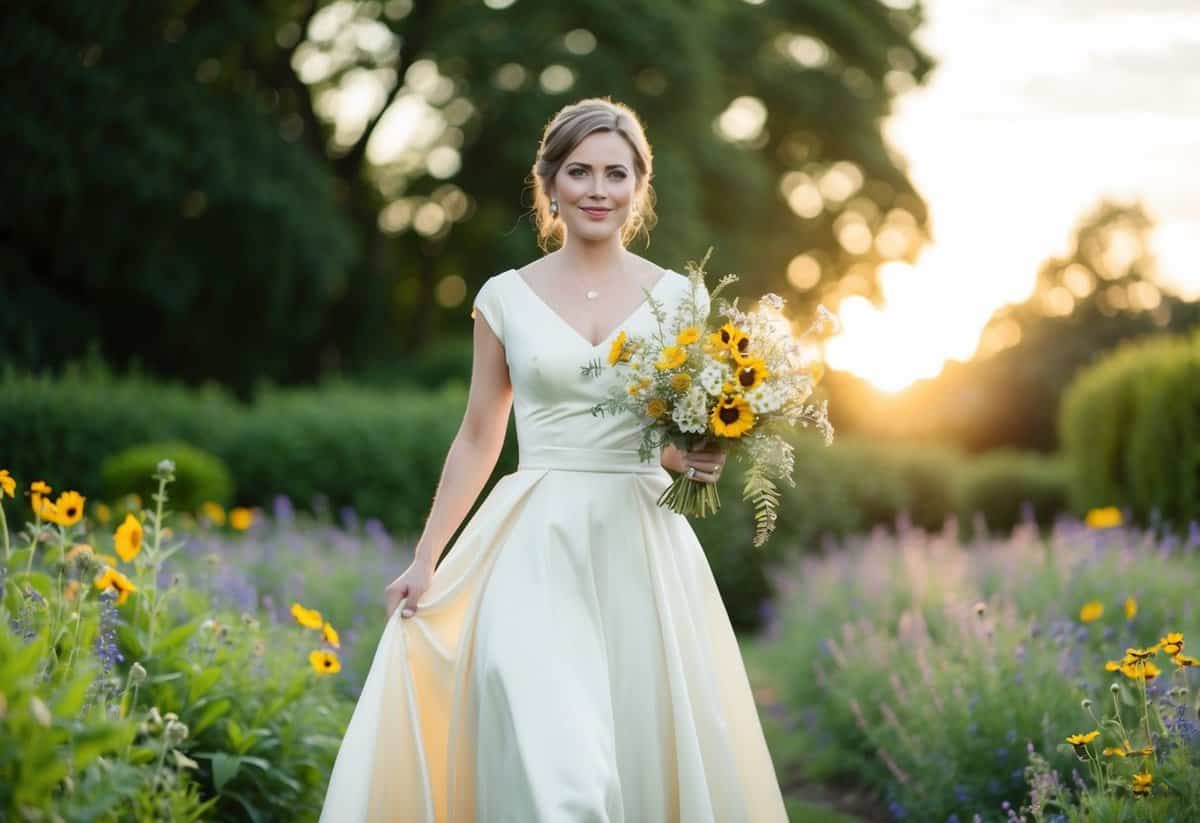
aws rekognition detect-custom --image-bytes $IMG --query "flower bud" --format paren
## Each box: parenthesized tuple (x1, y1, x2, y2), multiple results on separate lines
(165, 719, 189, 745)
(130, 662, 147, 685)
(1081, 698, 1093, 710)
(1111, 683, 1121, 694)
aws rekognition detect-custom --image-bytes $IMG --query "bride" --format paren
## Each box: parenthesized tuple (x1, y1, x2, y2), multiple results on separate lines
(319, 96, 789, 822)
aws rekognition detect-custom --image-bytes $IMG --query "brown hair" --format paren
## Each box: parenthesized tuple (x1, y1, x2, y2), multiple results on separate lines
(528, 97, 657, 251)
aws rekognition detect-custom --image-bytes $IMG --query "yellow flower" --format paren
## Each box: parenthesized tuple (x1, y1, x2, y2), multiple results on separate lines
(1102, 744, 1128, 757)
(1086, 506, 1122, 529)
(1120, 660, 1161, 681)
(1158, 632, 1184, 656)
(0, 469, 15, 498)
(710, 394, 755, 438)
(33, 495, 59, 523)
(95, 553, 120, 568)
(1126, 646, 1156, 661)
(30, 480, 52, 507)
(1124, 596, 1137, 621)
(1066, 730, 1100, 746)
(670, 372, 692, 392)
(229, 507, 254, 531)
(93, 502, 111, 524)
(675, 326, 700, 346)
(1066, 730, 1100, 758)
(291, 602, 324, 630)
(733, 357, 770, 393)
(607, 330, 629, 366)
(309, 649, 342, 675)
(655, 345, 688, 371)
(322, 622, 341, 648)
(50, 491, 86, 527)
(1173, 653, 1199, 668)
(645, 398, 668, 419)
(1131, 771, 1152, 797)
(114, 513, 143, 563)
(1079, 601, 1103, 623)
(93, 567, 137, 606)
(201, 501, 226, 526)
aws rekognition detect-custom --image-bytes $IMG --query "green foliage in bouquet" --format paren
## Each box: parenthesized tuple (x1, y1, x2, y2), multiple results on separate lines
(582, 248, 835, 546)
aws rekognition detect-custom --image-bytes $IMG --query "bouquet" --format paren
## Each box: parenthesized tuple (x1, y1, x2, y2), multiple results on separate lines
(582, 248, 837, 547)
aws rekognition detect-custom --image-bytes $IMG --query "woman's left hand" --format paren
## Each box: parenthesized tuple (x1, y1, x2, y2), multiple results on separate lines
(661, 436, 726, 483)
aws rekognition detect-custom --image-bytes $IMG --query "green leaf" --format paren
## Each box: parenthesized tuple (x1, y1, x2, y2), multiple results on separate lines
(188, 666, 222, 702)
(209, 752, 241, 792)
(157, 621, 199, 653)
(190, 697, 232, 736)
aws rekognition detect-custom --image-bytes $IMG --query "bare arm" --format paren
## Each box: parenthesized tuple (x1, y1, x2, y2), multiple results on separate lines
(385, 308, 511, 619)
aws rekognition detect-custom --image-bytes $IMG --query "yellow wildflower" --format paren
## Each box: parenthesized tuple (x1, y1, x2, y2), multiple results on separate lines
(93, 567, 137, 606)
(1079, 601, 1103, 623)
(0, 469, 15, 498)
(670, 372, 692, 392)
(645, 398, 668, 419)
(1066, 730, 1100, 758)
(655, 345, 687, 371)
(1131, 771, 1152, 797)
(114, 513, 143, 563)
(607, 330, 629, 366)
(1085, 506, 1122, 529)
(323, 622, 341, 649)
(291, 602, 324, 630)
(1173, 654, 1199, 668)
(1120, 659, 1161, 681)
(1158, 632, 1184, 656)
(1124, 596, 1137, 621)
(50, 491, 86, 527)
(30, 480, 51, 508)
(201, 501, 226, 526)
(675, 326, 700, 346)
(710, 394, 755, 438)
(229, 507, 254, 531)
(309, 649, 341, 675)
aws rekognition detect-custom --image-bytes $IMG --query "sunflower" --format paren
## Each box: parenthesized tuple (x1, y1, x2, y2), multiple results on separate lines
(94, 567, 137, 606)
(1173, 653, 1199, 667)
(310, 649, 342, 675)
(670, 372, 692, 392)
(711, 394, 755, 438)
(291, 602, 324, 630)
(1157, 632, 1184, 656)
(114, 513, 143, 563)
(1119, 659, 1161, 681)
(607, 330, 630, 366)
(229, 507, 254, 531)
(49, 491, 86, 527)
(733, 357, 769, 393)
(0, 469, 15, 498)
(30, 480, 51, 509)
(675, 326, 700, 346)
(655, 345, 688, 371)
(1066, 729, 1100, 758)
(646, 398, 668, 419)
(1079, 601, 1103, 623)
(322, 622, 341, 648)
(33, 495, 59, 523)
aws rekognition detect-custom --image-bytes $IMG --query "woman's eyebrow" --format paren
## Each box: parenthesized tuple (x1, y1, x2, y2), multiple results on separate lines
(566, 161, 629, 170)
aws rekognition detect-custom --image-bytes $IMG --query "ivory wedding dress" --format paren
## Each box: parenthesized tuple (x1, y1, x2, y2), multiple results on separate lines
(318, 267, 789, 822)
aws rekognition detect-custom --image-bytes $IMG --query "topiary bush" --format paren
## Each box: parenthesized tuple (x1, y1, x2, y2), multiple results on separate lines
(1059, 328, 1200, 530)
(100, 441, 234, 512)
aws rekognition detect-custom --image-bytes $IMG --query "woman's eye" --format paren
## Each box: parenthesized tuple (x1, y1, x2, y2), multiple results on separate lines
(610, 171, 626, 179)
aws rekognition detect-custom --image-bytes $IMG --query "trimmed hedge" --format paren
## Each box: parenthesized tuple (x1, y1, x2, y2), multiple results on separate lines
(1059, 328, 1200, 531)
(955, 449, 1071, 537)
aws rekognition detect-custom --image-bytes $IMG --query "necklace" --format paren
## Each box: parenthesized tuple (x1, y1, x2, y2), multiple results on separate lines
(585, 289, 599, 300)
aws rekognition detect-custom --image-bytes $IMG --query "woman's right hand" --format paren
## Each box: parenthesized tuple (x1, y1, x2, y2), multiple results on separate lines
(384, 559, 435, 620)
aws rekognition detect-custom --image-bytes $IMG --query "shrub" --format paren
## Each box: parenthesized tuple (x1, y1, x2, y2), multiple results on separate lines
(956, 450, 1071, 536)
(1059, 329, 1200, 530)
(100, 441, 234, 512)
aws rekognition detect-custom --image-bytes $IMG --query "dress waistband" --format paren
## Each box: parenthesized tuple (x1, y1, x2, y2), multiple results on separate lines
(517, 445, 665, 475)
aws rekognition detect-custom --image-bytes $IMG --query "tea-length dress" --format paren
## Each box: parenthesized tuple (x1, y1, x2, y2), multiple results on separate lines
(318, 267, 789, 822)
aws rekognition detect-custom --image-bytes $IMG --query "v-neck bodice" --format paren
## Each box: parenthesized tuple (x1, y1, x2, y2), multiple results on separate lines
(471, 266, 699, 462)
(511, 268, 672, 350)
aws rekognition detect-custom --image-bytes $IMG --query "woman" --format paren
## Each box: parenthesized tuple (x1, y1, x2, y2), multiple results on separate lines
(319, 97, 789, 822)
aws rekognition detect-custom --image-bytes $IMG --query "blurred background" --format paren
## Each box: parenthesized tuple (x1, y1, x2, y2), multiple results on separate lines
(4, 2, 1200, 820)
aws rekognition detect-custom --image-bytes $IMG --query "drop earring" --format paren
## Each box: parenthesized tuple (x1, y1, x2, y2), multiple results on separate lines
(549, 198, 558, 217)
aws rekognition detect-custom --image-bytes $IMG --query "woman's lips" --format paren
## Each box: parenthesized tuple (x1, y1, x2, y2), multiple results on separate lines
(581, 207, 611, 219)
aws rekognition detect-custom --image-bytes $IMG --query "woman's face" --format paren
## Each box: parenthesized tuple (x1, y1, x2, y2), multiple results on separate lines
(550, 130, 638, 242)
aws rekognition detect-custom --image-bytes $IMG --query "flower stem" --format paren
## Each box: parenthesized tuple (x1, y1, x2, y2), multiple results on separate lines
(0, 503, 10, 565)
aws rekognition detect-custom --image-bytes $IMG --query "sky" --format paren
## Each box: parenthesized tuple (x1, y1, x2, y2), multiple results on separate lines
(823, 0, 1200, 391)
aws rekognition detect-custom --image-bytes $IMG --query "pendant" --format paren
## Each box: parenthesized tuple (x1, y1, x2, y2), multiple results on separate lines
(586, 289, 599, 300)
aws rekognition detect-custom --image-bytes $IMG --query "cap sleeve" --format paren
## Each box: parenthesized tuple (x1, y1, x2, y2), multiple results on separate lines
(471, 275, 505, 343)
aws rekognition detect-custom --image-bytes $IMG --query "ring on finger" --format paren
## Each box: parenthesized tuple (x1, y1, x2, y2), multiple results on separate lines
(686, 465, 697, 479)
